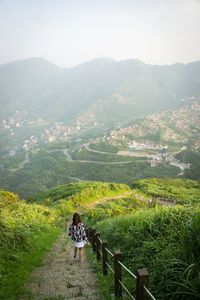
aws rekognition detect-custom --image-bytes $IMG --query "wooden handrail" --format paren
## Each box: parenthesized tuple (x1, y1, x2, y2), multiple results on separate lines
(86, 227, 156, 300)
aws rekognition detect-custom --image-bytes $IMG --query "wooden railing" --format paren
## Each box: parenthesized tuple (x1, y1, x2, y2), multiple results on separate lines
(86, 228, 156, 300)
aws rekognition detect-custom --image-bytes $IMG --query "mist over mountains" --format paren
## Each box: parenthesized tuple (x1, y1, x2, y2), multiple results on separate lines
(1, 57, 200, 125)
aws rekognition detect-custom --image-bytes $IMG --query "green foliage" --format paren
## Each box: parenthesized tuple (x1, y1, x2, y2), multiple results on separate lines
(0, 144, 181, 197)
(1, 229, 60, 300)
(71, 148, 138, 162)
(89, 142, 120, 153)
(0, 151, 26, 169)
(35, 181, 130, 203)
(0, 177, 200, 299)
(34, 181, 131, 218)
(84, 192, 147, 225)
(176, 150, 200, 179)
(0, 190, 61, 299)
(133, 178, 200, 205)
(86, 246, 114, 300)
(95, 206, 200, 299)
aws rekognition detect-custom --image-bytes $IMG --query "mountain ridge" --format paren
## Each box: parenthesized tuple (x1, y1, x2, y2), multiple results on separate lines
(1, 56, 200, 68)
(1, 57, 200, 125)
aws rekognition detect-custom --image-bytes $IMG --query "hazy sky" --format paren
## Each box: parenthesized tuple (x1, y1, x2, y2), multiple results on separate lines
(0, 0, 200, 67)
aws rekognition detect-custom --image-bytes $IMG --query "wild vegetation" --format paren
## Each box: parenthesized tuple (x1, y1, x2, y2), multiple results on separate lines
(34, 179, 200, 299)
(80, 179, 200, 299)
(83, 191, 147, 225)
(0, 190, 61, 300)
(95, 206, 200, 299)
(34, 181, 131, 218)
(70, 147, 138, 162)
(89, 142, 120, 153)
(1, 178, 199, 300)
(133, 178, 200, 205)
(176, 150, 200, 179)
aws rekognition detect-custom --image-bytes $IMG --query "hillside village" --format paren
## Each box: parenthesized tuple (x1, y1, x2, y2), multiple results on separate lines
(108, 100, 200, 150)
(0, 111, 82, 155)
(124, 141, 190, 174)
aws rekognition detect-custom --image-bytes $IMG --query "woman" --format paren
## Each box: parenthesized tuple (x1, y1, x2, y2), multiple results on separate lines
(69, 213, 87, 263)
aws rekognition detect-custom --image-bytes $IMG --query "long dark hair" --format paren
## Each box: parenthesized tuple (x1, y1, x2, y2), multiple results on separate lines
(72, 213, 82, 225)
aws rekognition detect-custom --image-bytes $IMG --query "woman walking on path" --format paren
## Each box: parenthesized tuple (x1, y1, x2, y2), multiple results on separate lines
(69, 213, 87, 263)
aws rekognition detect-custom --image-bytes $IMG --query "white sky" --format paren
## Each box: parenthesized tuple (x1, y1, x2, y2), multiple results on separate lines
(0, 0, 200, 67)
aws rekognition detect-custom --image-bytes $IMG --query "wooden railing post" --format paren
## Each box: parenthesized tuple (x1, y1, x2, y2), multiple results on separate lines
(96, 232, 101, 260)
(114, 250, 122, 298)
(102, 241, 108, 275)
(136, 268, 149, 300)
(91, 229, 96, 253)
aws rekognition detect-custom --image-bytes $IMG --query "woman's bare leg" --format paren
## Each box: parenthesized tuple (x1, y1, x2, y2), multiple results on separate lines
(79, 247, 84, 262)
(74, 247, 78, 258)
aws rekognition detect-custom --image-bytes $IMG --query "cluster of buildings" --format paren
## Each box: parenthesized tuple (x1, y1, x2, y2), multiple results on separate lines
(22, 136, 39, 151)
(0, 111, 84, 154)
(42, 123, 73, 143)
(21, 122, 83, 151)
(150, 153, 190, 175)
(108, 100, 200, 149)
(1, 110, 27, 135)
(127, 140, 167, 151)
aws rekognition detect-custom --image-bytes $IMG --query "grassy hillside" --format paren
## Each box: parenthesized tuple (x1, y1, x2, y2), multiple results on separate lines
(79, 179, 200, 300)
(1, 179, 199, 300)
(0, 190, 61, 300)
(133, 178, 200, 205)
(95, 206, 200, 299)
(108, 100, 200, 150)
(34, 182, 131, 218)
(83, 191, 147, 225)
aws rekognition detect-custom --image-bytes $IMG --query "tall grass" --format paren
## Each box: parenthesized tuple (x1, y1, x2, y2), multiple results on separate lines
(95, 206, 200, 299)
(133, 178, 200, 205)
(34, 182, 131, 217)
(0, 190, 61, 300)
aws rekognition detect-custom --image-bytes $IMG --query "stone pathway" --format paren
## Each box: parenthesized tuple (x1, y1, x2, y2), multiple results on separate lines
(21, 234, 100, 300)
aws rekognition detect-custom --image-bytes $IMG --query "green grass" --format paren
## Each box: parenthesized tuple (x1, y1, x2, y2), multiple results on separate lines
(33, 182, 131, 218)
(84, 192, 147, 225)
(85, 245, 114, 300)
(1, 228, 61, 300)
(70, 148, 138, 162)
(0, 190, 62, 300)
(133, 178, 200, 205)
(89, 142, 120, 153)
(34, 182, 130, 203)
(1, 177, 200, 300)
(94, 206, 200, 300)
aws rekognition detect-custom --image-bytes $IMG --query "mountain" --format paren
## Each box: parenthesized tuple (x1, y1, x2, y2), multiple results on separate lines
(0, 57, 200, 125)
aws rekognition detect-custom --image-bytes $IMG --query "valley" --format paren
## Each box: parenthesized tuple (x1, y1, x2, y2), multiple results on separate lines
(1, 98, 200, 197)
(0, 58, 200, 198)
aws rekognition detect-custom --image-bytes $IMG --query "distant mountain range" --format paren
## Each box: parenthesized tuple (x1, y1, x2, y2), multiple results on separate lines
(1, 57, 200, 126)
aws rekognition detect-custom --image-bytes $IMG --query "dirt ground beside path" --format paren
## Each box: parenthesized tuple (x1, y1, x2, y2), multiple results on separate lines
(20, 234, 100, 300)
